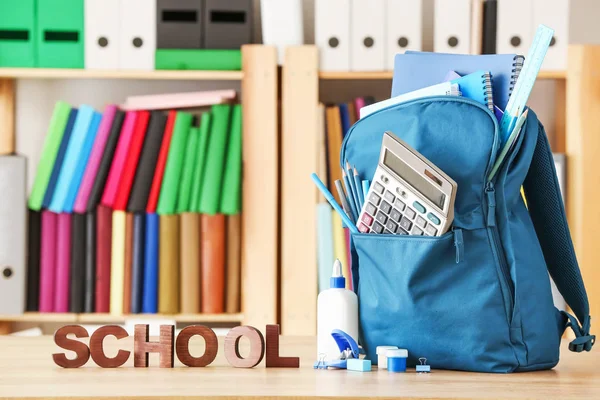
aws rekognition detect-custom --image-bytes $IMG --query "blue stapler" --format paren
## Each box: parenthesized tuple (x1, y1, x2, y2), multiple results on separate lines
(313, 330, 360, 369)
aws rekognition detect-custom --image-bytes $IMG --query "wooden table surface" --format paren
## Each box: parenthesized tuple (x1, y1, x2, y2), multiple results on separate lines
(0, 335, 598, 399)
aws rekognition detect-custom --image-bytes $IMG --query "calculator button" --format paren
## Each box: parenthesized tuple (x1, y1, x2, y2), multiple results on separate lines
(369, 193, 381, 206)
(359, 223, 370, 233)
(398, 227, 409, 235)
(399, 217, 413, 232)
(412, 226, 424, 236)
(425, 225, 438, 236)
(380, 201, 392, 215)
(427, 213, 441, 225)
(385, 220, 398, 233)
(384, 191, 396, 203)
(416, 216, 427, 229)
(389, 209, 402, 222)
(375, 212, 388, 225)
(413, 201, 426, 214)
(373, 182, 385, 194)
(372, 222, 384, 234)
(361, 214, 374, 226)
(394, 199, 406, 212)
(366, 203, 377, 215)
(405, 208, 416, 220)
(384, 229, 394, 234)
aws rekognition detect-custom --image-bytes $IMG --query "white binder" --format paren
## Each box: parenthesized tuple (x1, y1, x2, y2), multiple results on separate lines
(350, 0, 385, 71)
(85, 0, 120, 70)
(119, 0, 156, 70)
(533, 0, 569, 71)
(433, 0, 471, 54)
(386, 0, 422, 71)
(315, 0, 351, 71)
(0, 156, 26, 314)
(496, 0, 533, 55)
(261, 0, 304, 65)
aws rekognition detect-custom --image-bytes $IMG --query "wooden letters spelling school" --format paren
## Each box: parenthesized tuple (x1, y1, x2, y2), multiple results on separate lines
(53, 324, 300, 369)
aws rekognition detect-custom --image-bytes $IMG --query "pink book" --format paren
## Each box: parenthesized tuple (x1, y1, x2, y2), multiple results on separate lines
(100, 111, 138, 208)
(354, 97, 366, 119)
(344, 228, 353, 291)
(39, 211, 58, 312)
(54, 213, 72, 312)
(122, 90, 237, 111)
(73, 105, 118, 213)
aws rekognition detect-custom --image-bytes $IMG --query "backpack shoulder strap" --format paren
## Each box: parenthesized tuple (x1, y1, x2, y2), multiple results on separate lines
(523, 123, 595, 352)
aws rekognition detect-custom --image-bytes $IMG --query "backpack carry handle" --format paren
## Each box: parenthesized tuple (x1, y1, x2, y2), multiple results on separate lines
(523, 124, 595, 352)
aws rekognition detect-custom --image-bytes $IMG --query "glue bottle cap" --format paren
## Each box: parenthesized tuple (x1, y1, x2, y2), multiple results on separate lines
(330, 259, 346, 289)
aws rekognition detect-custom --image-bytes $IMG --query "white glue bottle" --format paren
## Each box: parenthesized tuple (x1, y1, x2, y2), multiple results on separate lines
(317, 259, 359, 360)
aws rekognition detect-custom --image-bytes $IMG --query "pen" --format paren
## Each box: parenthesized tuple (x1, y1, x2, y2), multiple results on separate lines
(362, 180, 370, 202)
(311, 173, 359, 234)
(353, 167, 364, 209)
(335, 180, 355, 223)
(345, 162, 361, 214)
(342, 170, 359, 221)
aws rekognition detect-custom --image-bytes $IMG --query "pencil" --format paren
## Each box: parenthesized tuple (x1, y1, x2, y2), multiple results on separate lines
(311, 173, 359, 234)
(345, 162, 361, 214)
(353, 167, 364, 209)
(335, 179, 355, 223)
(342, 169, 359, 222)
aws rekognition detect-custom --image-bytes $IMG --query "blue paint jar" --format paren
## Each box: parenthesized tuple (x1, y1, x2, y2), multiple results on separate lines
(386, 349, 408, 372)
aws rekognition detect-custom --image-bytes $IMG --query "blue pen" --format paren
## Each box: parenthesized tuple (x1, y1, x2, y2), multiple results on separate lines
(353, 167, 364, 209)
(311, 173, 359, 234)
(342, 169, 359, 221)
(345, 162, 361, 215)
(362, 180, 370, 201)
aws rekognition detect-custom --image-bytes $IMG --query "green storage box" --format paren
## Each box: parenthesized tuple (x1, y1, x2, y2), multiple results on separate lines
(37, 0, 84, 68)
(0, 0, 36, 67)
(155, 49, 242, 71)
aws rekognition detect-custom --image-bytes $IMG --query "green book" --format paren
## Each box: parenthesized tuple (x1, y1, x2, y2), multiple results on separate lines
(155, 49, 242, 71)
(28, 101, 72, 210)
(199, 105, 232, 215)
(175, 127, 200, 213)
(190, 114, 212, 213)
(156, 112, 193, 215)
(220, 105, 242, 215)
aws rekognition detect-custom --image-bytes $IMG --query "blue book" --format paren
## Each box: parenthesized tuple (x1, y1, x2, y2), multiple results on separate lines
(451, 70, 494, 112)
(339, 103, 351, 136)
(131, 213, 145, 314)
(42, 108, 78, 209)
(48, 105, 97, 213)
(142, 213, 159, 313)
(392, 52, 525, 110)
(317, 202, 335, 292)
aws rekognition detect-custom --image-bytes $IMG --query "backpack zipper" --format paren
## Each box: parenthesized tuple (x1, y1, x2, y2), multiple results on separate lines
(486, 181, 515, 321)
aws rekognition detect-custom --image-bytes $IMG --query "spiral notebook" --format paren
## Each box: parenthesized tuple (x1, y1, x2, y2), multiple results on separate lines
(392, 52, 525, 110)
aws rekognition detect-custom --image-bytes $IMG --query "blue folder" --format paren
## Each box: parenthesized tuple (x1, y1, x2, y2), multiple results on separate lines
(142, 213, 159, 314)
(339, 103, 351, 137)
(42, 108, 78, 209)
(131, 213, 145, 314)
(392, 52, 524, 110)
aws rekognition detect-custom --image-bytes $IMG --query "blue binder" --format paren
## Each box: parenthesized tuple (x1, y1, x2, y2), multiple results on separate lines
(131, 213, 145, 314)
(142, 213, 159, 313)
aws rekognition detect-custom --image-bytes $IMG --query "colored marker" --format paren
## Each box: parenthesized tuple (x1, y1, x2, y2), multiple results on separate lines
(311, 173, 359, 234)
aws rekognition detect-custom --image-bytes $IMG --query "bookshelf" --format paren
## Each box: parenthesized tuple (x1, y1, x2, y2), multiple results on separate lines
(280, 45, 596, 336)
(0, 45, 278, 334)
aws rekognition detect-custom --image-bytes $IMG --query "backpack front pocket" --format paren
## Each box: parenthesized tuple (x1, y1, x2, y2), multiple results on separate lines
(352, 229, 519, 372)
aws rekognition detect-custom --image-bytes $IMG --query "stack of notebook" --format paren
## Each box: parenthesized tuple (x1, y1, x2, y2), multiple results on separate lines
(26, 91, 242, 316)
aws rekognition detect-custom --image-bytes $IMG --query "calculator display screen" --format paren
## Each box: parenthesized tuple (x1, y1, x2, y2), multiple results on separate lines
(383, 149, 446, 210)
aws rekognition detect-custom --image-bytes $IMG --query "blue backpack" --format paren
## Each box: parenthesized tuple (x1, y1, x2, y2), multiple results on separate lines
(342, 96, 595, 372)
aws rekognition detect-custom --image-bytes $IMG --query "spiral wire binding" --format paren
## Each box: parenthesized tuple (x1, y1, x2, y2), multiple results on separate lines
(482, 72, 494, 112)
(509, 55, 526, 97)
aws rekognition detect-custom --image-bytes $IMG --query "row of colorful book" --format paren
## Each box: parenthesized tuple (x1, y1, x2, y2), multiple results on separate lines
(316, 97, 375, 293)
(26, 92, 242, 315)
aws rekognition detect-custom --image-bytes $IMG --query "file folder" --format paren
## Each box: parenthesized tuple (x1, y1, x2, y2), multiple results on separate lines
(203, 0, 252, 49)
(350, 0, 385, 71)
(0, 156, 26, 314)
(55, 213, 72, 313)
(142, 213, 159, 313)
(482, 0, 498, 54)
(385, 0, 423, 70)
(533, 0, 569, 71)
(260, 0, 304, 65)
(434, 0, 472, 54)
(70, 213, 86, 313)
(315, 0, 350, 71)
(39, 211, 58, 312)
(95, 205, 112, 313)
(83, 211, 96, 313)
(0, 0, 36, 67)
(26, 210, 41, 312)
(85, 0, 119, 70)
(119, 0, 156, 70)
(157, 0, 203, 49)
(497, 0, 533, 55)
(37, 0, 84, 68)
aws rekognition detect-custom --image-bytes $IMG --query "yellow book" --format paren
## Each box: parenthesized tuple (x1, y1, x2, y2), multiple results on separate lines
(109, 211, 126, 315)
(331, 211, 349, 289)
(160, 214, 180, 314)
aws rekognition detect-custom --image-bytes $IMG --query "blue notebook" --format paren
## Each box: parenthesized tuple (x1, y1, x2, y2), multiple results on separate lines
(142, 212, 159, 314)
(131, 213, 145, 314)
(48, 105, 97, 213)
(339, 103, 351, 136)
(42, 108, 77, 209)
(392, 52, 525, 110)
(451, 70, 494, 112)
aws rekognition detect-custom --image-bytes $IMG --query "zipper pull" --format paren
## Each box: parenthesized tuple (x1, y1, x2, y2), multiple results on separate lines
(486, 182, 496, 227)
(453, 228, 464, 264)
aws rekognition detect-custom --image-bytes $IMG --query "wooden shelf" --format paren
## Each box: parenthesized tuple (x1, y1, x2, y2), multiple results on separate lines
(0, 313, 244, 323)
(0, 68, 243, 81)
(319, 70, 567, 80)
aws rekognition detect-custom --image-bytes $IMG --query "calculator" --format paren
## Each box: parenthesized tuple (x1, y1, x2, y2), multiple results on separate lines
(357, 131, 457, 237)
